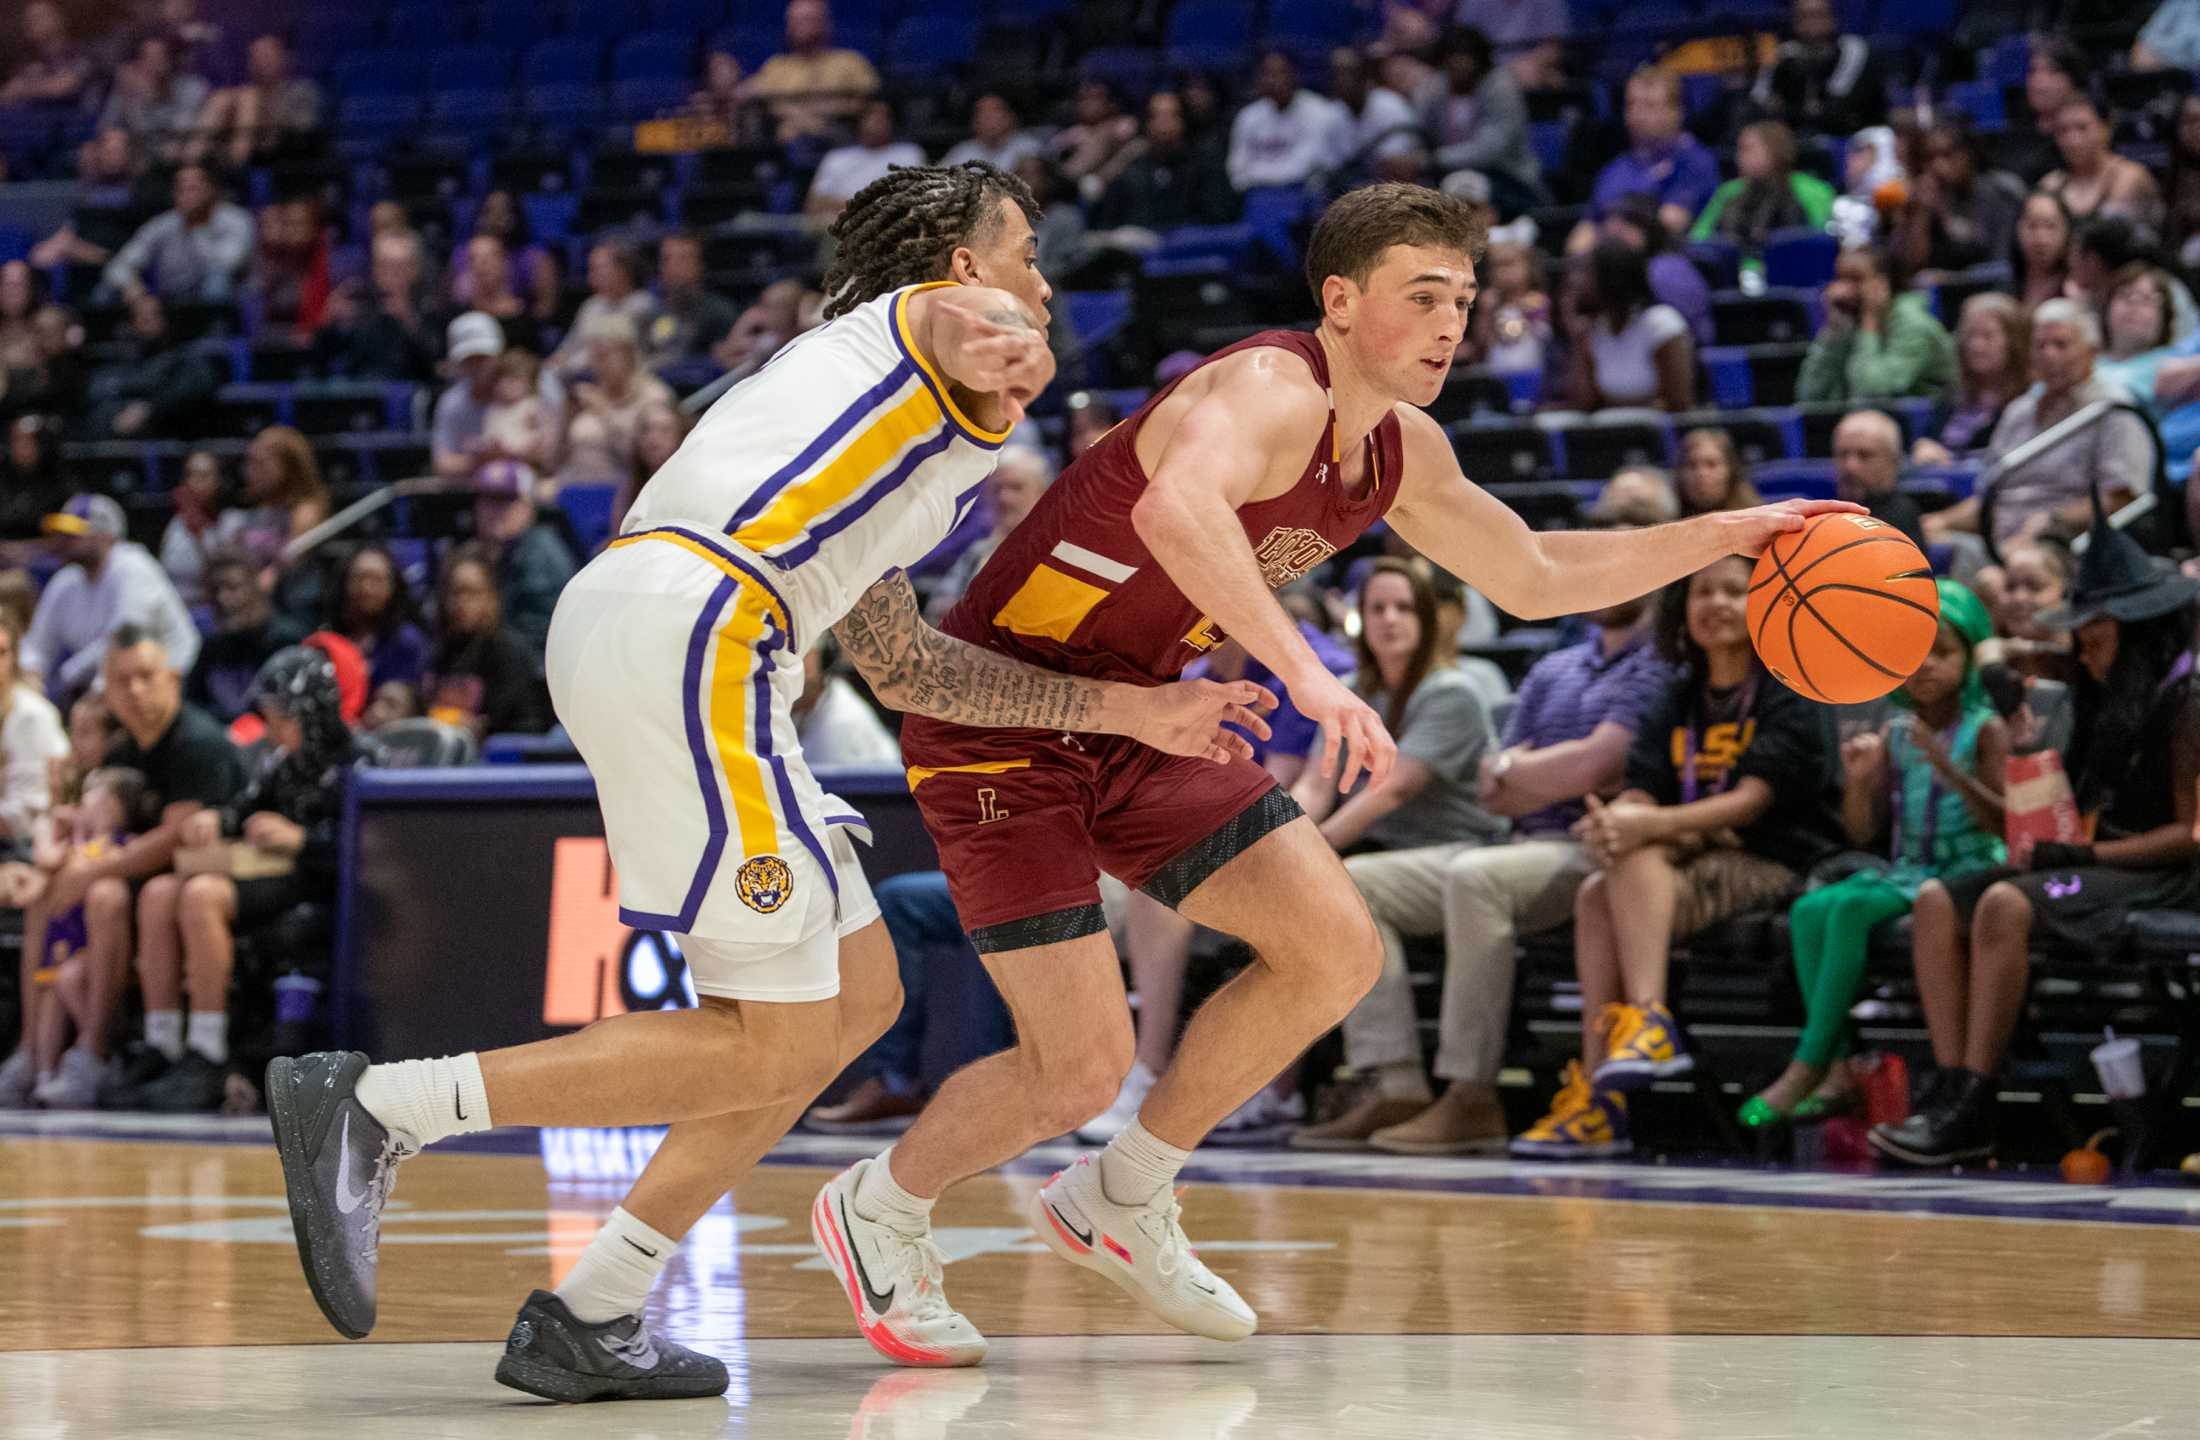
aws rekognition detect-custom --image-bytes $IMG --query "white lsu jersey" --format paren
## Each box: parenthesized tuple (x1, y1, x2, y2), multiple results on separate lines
(622, 280, 1010, 643)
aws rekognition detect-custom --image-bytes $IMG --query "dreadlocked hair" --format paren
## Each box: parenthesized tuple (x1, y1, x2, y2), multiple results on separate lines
(821, 161, 1039, 319)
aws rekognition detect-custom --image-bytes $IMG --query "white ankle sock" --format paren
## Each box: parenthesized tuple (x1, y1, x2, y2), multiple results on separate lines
(1376, 1062, 1433, 1103)
(144, 1010, 183, 1062)
(1099, 1118, 1191, 1206)
(555, 1206, 677, 1323)
(186, 1011, 227, 1066)
(853, 1147, 934, 1230)
(354, 1053, 492, 1150)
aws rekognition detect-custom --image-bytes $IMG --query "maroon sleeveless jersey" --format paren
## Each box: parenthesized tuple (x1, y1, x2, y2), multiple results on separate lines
(939, 330, 1406, 685)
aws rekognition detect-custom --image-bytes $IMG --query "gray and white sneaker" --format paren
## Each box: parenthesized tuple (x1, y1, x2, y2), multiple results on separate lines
(34, 1046, 112, 1109)
(265, 1051, 412, 1339)
(0, 1048, 34, 1109)
(494, 1289, 729, 1403)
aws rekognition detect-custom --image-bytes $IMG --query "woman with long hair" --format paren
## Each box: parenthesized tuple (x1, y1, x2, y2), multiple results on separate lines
(1675, 429, 1764, 514)
(1566, 240, 1695, 410)
(422, 544, 550, 737)
(2011, 190, 2074, 312)
(327, 543, 428, 693)
(2039, 95, 2163, 230)
(1873, 524, 2200, 1167)
(1913, 292, 2032, 464)
(1689, 120, 1834, 259)
(1513, 556, 1839, 1157)
(615, 399, 690, 538)
(2164, 94, 2200, 271)
(0, 260, 44, 373)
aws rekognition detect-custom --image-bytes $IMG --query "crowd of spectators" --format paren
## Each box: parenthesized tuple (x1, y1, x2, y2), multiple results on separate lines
(0, 0, 2195, 1176)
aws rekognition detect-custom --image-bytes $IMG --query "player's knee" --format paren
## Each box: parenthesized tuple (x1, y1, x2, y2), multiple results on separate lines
(1023, 1023, 1134, 1133)
(839, 971, 904, 1055)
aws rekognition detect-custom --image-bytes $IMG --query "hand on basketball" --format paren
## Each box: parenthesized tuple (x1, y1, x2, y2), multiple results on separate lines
(1295, 668, 1396, 793)
(1130, 677, 1277, 765)
(1713, 499, 1869, 558)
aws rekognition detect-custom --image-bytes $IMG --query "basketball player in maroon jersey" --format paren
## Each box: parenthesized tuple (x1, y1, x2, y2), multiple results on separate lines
(811, 183, 1859, 1359)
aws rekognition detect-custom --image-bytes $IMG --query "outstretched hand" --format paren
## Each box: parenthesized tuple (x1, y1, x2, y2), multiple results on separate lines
(1711, 499, 1869, 558)
(1129, 678, 1278, 765)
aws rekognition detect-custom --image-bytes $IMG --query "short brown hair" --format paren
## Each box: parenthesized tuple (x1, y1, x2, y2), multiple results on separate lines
(1304, 183, 1488, 305)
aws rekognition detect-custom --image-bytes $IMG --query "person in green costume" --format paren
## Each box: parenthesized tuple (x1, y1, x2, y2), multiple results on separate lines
(1740, 580, 2007, 1130)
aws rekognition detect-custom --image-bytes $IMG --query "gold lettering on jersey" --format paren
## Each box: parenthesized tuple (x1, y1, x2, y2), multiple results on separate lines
(977, 787, 1010, 824)
(1254, 526, 1337, 588)
(1182, 616, 1223, 653)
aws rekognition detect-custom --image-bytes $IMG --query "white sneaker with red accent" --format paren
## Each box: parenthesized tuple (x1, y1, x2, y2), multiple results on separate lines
(811, 1161, 989, 1368)
(1026, 1154, 1256, 1342)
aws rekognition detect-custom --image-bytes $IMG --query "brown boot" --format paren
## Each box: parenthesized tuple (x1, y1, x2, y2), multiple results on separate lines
(1368, 1083, 1510, 1155)
(1290, 1092, 1431, 1151)
(804, 1077, 924, 1133)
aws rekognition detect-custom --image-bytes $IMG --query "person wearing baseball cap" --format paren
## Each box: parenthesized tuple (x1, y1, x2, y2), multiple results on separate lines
(469, 456, 575, 661)
(24, 494, 200, 696)
(431, 311, 513, 482)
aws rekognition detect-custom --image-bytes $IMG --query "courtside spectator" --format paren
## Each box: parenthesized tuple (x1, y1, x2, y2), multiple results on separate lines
(1690, 121, 1833, 261)
(1830, 410, 1928, 550)
(688, 51, 748, 133)
(1571, 69, 1720, 250)
(548, 241, 657, 379)
(327, 544, 429, 694)
(1459, 238, 1549, 374)
(468, 460, 576, 662)
(122, 646, 357, 1112)
(1798, 245, 1956, 404)
(1, 3, 92, 109)
(25, 496, 202, 697)
(421, 544, 551, 736)
(1925, 300, 2151, 549)
(0, 614, 68, 847)
(806, 100, 924, 227)
(99, 34, 209, 165)
(648, 232, 738, 371)
(1748, 0, 1890, 139)
(1914, 294, 2032, 463)
(943, 94, 1041, 174)
(1094, 92, 1238, 232)
(1875, 523, 2199, 1166)
(184, 34, 320, 170)
(1295, 546, 1670, 1154)
(742, 0, 880, 144)
(1513, 557, 1838, 1158)
(1894, 119, 2025, 278)
(100, 164, 253, 306)
(1417, 28, 1542, 215)
(1675, 429, 1764, 514)
(27, 129, 149, 276)
(793, 639, 899, 768)
(186, 553, 306, 724)
(1228, 52, 1337, 193)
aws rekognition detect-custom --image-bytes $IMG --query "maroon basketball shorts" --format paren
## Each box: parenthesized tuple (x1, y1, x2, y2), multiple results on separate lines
(901, 716, 1300, 954)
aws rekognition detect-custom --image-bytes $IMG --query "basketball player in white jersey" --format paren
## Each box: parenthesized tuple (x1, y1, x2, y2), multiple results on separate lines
(264, 162, 1273, 1402)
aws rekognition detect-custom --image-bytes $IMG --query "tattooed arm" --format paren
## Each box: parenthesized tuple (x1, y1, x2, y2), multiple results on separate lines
(905, 284, 1054, 428)
(832, 573, 1275, 761)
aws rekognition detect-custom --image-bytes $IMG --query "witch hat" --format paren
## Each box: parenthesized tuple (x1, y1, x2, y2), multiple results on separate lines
(2034, 486, 2200, 631)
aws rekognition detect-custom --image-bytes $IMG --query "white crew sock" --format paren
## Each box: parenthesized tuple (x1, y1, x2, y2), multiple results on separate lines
(1376, 1061, 1433, 1103)
(144, 1010, 183, 1062)
(853, 1146, 935, 1230)
(186, 1011, 228, 1066)
(555, 1206, 678, 1324)
(354, 1052, 492, 1150)
(1099, 1117, 1191, 1206)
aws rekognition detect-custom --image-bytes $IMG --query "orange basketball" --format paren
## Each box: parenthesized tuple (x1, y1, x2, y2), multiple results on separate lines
(1746, 513, 1940, 704)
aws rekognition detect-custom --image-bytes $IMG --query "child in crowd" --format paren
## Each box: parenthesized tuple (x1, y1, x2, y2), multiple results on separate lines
(1465, 239, 1550, 375)
(4, 767, 152, 1106)
(482, 348, 555, 482)
(1740, 581, 2006, 1130)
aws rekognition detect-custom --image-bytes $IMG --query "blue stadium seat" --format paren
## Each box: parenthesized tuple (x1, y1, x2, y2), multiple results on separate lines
(1711, 288, 1817, 346)
(1077, 46, 1163, 96)
(714, 20, 784, 73)
(523, 36, 604, 88)
(647, 0, 728, 30)
(1264, 0, 1370, 51)
(428, 88, 518, 132)
(385, 1, 471, 49)
(332, 51, 415, 98)
(292, 10, 383, 59)
(1164, 0, 1256, 71)
(428, 45, 518, 95)
(1677, 407, 1793, 465)
(613, 30, 698, 81)
(1943, 81, 2006, 134)
(611, 76, 694, 118)
(482, 0, 563, 45)
(883, 15, 978, 74)
(336, 93, 422, 141)
(560, 482, 619, 555)
(1064, 290, 1132, 350)
(1750, 459, 1837, 500)
(1450, 418, 1554, 484)
(1762, 229, 1838, 290)
(567, 0, 654, 37)
(1539, 411, 1674, 480)
(1685, 239, 1741, 291)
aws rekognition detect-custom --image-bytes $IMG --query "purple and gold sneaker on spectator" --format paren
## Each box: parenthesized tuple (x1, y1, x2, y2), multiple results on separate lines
(1510, 1062, 1633, 1160)
(1591, 1002, 1692, 1092)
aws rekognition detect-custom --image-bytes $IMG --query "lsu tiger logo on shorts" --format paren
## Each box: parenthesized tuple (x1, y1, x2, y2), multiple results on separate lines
(736, 855, 796, 913)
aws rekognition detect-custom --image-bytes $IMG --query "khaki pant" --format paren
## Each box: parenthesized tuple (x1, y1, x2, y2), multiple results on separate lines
(1340, 839, 1594, 1084)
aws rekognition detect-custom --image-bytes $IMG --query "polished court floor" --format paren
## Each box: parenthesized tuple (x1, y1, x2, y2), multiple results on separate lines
(6, 1117, 2200, 1437)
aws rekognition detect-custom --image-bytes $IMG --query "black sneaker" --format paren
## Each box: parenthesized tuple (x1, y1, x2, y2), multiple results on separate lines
(140, 1050, 228, 1113)
(265, 1051, 412, 1339)
(99, 1045, 175, 1109)
(494, 1290, 729, 1403)
(1869, 1068, 1996, 1167)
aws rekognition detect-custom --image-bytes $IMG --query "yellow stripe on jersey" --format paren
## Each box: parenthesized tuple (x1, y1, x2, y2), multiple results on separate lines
(905, 758, 1033, 790)
(731, 383, 944, 551)
(610, 531, 791, 633)
(896, 281, 1013, 445)
(708, 582, 783, 862)
(992, 562, 1110, 644)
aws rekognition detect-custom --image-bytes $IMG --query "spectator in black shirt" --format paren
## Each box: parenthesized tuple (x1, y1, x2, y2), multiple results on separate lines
(1748, 0, 1889, 140)
(83, 290, 221, 440)
(647, 231, 738, 373)
(0, 415, 68, 545)
(1831, 410, 1927, 550)
(423, 545, 551, 737)
(1093, 91, 1239, 234)
(186, 553, 307, 724)
(318, 231, 442, 384)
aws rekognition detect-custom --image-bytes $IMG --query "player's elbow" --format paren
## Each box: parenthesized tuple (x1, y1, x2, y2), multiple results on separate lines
(1482, 542, 1568, 621)
(1129, 487, 1186, 554)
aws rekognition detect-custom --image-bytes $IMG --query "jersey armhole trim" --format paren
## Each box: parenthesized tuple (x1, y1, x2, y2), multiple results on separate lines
(893, 283, 1013, 450)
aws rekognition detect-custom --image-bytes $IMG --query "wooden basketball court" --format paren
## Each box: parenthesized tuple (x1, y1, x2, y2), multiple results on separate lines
(5, 1118, 2199, 1436)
